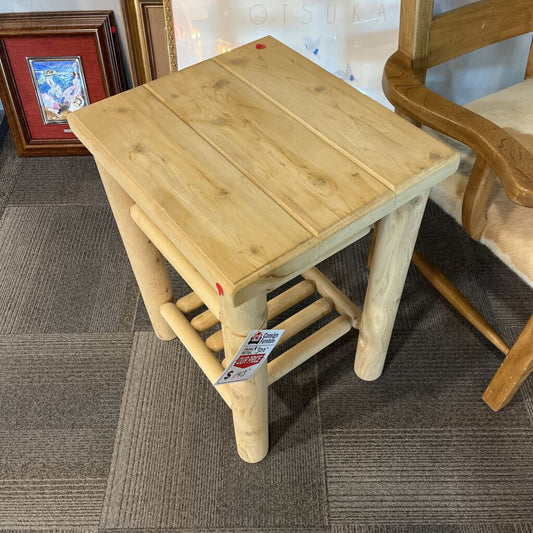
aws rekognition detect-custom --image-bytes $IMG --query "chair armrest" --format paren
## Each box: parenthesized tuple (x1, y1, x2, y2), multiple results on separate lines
(383, 50, 533, 207)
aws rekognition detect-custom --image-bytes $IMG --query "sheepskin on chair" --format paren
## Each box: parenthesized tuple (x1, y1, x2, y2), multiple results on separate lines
(427, 79, 533, 288)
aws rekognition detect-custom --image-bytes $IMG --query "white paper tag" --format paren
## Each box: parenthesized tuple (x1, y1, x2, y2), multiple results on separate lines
(215, 329, 284, 385)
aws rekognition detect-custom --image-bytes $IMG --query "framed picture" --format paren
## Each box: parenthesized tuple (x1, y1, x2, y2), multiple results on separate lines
(27, 56, 90, 124)
(162, 0, 401, 107)
(0, 11, 125, 156)
(121, 0, 171, 86)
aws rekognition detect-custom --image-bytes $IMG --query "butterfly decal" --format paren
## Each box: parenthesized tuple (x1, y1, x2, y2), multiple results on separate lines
(335, 63, 356, 83)
(303, 37, 320, 59)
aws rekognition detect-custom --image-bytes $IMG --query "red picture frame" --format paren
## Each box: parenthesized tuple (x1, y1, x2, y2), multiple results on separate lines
(0, 11, 125, 156)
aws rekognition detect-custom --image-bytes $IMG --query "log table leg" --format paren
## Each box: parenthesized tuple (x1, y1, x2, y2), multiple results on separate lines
(97, 163, 175, 341)
(355, 192, 429, 380)
(221, 292, 268, 463)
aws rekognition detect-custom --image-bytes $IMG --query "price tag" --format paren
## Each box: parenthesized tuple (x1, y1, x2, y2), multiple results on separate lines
(215, 329, 284, 385)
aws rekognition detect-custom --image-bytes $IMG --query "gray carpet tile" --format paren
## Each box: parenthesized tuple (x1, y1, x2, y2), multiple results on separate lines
(317, 330, 533, 526)
(522, 376, 533, 427)
(0, 333, 132, 529)
(101, 332, 328, 530)
(0, 134, 21, 218)
(0, 133, 107, 206)
(332, 526, 461, 533)
(317, 329, 529, 431)
(324, 427, 533, 524)
(332, 525, 533, 533)
(100, 530, 329, 533)
(0, 204, 139, 333)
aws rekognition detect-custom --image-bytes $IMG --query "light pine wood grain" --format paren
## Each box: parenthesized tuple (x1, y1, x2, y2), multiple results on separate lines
(69, 37, 458, 305)
(69, 37, 464, 460)
(160, 302, 231, 407)
(97, 163, 175, 340)
(220, 293, 269, 463)
(147, 62, 390, 236)
(176, 292, 204, 313)
(302, 267, 362, 327)
(130, 203, 220, 317)
(355, 192, 429, 380)
(268, 316, 352, 385)
(69, 88, 312, 294)
(215, 36, 458, 195)
(204, 280, 316, 350)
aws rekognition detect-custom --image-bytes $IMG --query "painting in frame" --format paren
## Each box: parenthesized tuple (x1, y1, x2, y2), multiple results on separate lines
(27, 56, 90, 124)
(0, 11, 125, 156)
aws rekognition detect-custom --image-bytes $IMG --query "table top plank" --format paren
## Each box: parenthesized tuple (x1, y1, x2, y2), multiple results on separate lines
(146, 60, 392, 237)
(68, 86, 312, 288)
(215, 36, 458, 195)
(69, 36, 460, 302)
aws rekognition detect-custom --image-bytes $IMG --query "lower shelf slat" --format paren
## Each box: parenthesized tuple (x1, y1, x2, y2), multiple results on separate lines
(267, 315, 352, 385)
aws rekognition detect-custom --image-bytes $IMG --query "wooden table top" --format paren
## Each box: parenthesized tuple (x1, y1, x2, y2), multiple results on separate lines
(68, 36, 459, 303)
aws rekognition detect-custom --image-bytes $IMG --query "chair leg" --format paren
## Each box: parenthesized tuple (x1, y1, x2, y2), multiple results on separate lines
(462, 155, 496, 241)
(411, 250, 509, 355)
(482, 315, 533, 411)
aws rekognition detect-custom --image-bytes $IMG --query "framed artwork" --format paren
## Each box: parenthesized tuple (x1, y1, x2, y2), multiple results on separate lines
(162, 0, 401, 107)
(27, 57, 90, 124)
(121, 0, 171, 86)
(0, 11, 125, 156)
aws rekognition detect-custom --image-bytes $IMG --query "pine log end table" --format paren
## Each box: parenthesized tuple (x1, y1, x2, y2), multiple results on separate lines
(68, 36, 459, 462)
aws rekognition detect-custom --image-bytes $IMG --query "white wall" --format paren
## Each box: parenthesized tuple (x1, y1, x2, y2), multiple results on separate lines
(0, 0, 531, 111)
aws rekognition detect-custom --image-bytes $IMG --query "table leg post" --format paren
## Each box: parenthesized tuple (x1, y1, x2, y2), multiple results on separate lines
(355, 192, 429, 380)
(221, 292, 269, 463)
(97, 163, 175, 341)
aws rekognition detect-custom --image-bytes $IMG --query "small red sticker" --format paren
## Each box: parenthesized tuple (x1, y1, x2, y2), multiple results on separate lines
(111, 26, 116, 34)
(216, 283, 224, 296)
(256, 43, 265, 49)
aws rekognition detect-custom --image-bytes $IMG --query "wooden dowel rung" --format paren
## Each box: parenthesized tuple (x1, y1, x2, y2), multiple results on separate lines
(276, 297, 334, 343)
(301, 267, 361, 328)
(176, 292, 204, 313)
(207, 297, 334, 353)
(130, 204, 220, 317)
(160, 302, 231, 407)
(267, 279, 316, 318)
(412, 250, 509, 355)
(205, 279, 317, 351)
(268, 315, 352, 385)
(191, 308, 220, 332)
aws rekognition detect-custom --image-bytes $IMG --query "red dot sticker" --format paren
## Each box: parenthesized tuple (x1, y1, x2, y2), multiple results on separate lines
(216, 283, 224, 296)
(256, 43, 266, 49)
(111, 26, 116, 34)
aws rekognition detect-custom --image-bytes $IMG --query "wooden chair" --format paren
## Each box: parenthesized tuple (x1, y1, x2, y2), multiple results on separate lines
(382, 0, 533, 410)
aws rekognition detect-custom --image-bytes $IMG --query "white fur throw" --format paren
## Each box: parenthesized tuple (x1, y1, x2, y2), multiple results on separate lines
(427, 79, 533, 288)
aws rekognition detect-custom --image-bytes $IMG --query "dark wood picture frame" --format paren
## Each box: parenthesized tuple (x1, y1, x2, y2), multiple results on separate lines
(0, 11, 125, 156)
(121, 0, 170, 86)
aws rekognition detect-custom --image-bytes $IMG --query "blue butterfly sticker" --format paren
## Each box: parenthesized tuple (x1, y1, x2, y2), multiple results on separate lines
(303, 37, 320, 59)
(335, 63, 356, 83)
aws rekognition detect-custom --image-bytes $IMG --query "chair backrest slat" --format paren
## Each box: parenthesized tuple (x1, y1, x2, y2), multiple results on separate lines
(426, 0, 533, 68)
(398, 0, 434, 80)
